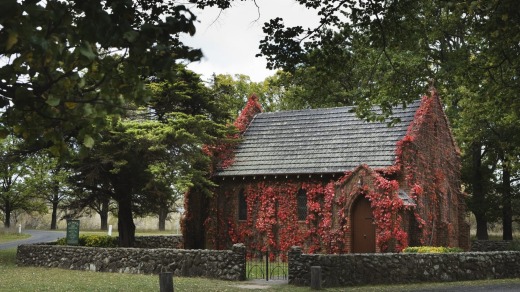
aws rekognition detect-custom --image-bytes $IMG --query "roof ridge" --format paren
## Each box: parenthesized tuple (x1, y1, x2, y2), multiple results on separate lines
(256, 100, 421, 117)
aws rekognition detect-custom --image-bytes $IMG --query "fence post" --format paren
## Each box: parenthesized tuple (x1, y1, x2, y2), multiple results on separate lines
(265, 250, 269, 281)
(310, 266, 322, 290)
(159, 272, 174, 292)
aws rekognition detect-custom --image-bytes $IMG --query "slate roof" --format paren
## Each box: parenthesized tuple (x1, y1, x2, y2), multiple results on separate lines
(217, 101, 421, 177)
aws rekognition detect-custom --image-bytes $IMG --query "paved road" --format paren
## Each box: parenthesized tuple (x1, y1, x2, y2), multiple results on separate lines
(236, 280, 520, 292)
(411, 283, 520, 292)
(0, 229, 65, 250)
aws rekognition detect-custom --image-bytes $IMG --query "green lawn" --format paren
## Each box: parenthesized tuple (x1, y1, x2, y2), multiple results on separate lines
(62, 229, 176, 238)
(0, 229, 174, 245)
(4, 247, 520, 291)
(0, 231, 31, 243)
(0, 248, 304, 292)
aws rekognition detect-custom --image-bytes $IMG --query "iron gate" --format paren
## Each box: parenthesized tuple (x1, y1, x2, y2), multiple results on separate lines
(246, 249, 288, 280)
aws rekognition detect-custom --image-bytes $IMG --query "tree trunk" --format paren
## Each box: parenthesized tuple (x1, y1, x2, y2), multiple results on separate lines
(117, 198, 135, 247)
(471, 143, 488, 240)
(475, 213, 488, 240)
(4, 202, 11, 228)
(50, 180, 60, 230)
(501, 158, 512, 240)
(50, 200, 58, 230)
(158, 207, 168, 231)
(100, 198, 109, 231)
(182, 187, 208, 249)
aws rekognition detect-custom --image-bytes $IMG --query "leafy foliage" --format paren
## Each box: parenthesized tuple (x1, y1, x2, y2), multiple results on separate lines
(23, 154, 73, 229)
(0, 0, 207, 155)
(56, 234, 118, 248)
(0, 137, 46, 228)
(403, 246, 463, 253)
(64, 64, 232, 246)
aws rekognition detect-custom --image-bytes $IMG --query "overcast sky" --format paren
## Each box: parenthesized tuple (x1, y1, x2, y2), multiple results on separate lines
(182, 1, 320, 82)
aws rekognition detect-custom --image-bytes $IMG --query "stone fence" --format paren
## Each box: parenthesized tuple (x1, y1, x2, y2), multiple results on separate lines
(134, 235, 183, 249)
(470, 240, 514, 252)
(17, 243, 245, 281)
(289, 246, 520, 287)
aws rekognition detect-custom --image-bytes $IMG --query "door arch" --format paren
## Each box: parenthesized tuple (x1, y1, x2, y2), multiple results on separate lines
(351, 196, 376, 253)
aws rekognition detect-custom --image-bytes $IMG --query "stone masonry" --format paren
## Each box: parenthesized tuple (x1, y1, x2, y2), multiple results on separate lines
(289, 246, 520, 287)
(17, 243, 246, 281)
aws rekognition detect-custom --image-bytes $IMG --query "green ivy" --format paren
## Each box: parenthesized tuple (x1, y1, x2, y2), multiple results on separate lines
(507, 240, 520, 251)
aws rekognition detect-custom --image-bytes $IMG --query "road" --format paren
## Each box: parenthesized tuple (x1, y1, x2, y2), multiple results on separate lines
(0, 229, 65, 250)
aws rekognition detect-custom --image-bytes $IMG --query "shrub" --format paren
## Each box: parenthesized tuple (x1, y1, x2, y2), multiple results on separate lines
(507, 240, 520, 251)
(402, 246, 463, 253)
(56, 235, 118, 248)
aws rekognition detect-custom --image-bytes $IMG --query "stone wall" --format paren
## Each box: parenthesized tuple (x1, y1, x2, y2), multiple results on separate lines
(17, 243, 246, 281)
(470, 240, 514, 252)
(134, 235, 183, 249)
(288, 246, 520, 287)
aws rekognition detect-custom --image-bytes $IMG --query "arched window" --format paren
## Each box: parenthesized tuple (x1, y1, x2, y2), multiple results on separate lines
(297, 188, 307, 221)
(238, 189, 247, 221)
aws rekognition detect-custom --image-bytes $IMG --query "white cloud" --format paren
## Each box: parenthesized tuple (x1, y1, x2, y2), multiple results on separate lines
(183, 0, 320, 82)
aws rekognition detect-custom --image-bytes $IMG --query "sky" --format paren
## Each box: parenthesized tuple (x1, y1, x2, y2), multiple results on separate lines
(182, 0, 321, 82)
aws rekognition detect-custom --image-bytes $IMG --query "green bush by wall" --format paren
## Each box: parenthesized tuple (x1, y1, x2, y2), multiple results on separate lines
(402, 246, 463, 253)
(56, 235, 117, 248)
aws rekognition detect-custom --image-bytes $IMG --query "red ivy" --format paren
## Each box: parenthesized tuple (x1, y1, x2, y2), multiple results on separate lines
(204, 94, 263, 173)
(205, 89, 464, 254)
(365, 175, 408, 252)
(207, 172, 409, 254)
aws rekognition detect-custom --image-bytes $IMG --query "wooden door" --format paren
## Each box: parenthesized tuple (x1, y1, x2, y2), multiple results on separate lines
(352, 196, 376, 253)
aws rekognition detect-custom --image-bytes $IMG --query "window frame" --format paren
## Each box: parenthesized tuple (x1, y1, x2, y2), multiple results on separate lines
(238, 188, 247, 221)
(297, 188, 307, 221)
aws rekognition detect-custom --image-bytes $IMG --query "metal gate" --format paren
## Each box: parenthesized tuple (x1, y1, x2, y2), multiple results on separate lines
(246, 249, 288, 280)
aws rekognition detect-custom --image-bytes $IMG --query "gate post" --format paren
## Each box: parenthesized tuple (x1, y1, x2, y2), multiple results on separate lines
(232, 243, 246, 281)
(288, 246, 303, 285)
(265, 249, 269, 281)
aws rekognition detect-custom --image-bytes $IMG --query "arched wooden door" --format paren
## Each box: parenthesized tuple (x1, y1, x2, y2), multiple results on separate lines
(351, 196, 376, 253)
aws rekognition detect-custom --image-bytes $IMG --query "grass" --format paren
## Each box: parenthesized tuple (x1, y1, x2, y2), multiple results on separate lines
(0, 228, 173, 245)
(1, 248, 299, 292)
(59, 229, 175, 238)
(0, 231, 31, 243)
(4, 247, 520, 291)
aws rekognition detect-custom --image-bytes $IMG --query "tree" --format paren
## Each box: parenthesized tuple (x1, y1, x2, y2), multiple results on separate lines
(208, 73, 285, 117)
(0, 137, 46, 228)
(63, 174, 115, 231)
(266, 69, 355, 110)
(0, 0, 218, 155)
(24, 154, 72, 230)
(140, 174, 182, 231)
(0, 0, 241, 242)
(257, 0, 519, 114)
(84, 116, 224, 246)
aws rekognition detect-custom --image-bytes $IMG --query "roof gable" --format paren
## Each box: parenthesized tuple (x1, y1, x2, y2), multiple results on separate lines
(217, 101, 421, 177)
